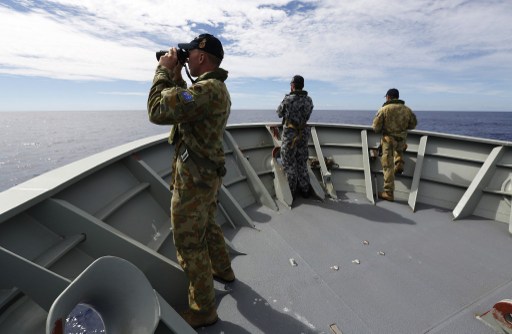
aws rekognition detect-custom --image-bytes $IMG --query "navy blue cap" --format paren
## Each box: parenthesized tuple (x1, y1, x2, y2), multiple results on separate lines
(178, 34, 224, 60)
(291, 75, 304, 89)
(385, 88, 399, 98)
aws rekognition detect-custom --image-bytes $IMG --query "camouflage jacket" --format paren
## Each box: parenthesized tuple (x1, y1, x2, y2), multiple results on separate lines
(147, 65, 231, 166)
(372, 99, 417, 140)
(276, 90, 314, 128)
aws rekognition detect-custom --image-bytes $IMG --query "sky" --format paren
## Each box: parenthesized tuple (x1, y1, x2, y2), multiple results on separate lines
(1, 0, 512, 112)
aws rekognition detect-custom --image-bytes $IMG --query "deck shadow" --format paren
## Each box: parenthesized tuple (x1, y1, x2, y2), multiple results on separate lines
(295, 195, 417, 225)
(200, 280, 320, 334)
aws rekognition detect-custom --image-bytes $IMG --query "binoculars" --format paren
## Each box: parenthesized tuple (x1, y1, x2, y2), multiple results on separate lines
(155, 49, 189, 64)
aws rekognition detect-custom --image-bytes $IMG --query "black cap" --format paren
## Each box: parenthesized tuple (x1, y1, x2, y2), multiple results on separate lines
(385, 88, 399, 98)
(178, 34, 224, 60)
(291, 75, 304, 89)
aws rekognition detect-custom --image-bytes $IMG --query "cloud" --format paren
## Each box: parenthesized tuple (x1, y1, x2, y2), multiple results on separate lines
(98, 91, 146, 96)
(1, 0, 512, 103)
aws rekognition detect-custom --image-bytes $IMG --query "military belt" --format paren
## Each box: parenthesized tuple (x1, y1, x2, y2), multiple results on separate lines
(178, 144, 226, 187)
(383, 133, 405, 141)
(284, 121, 307, 148)
(381, 135, 408, 152)
(285, 121, 305, 130)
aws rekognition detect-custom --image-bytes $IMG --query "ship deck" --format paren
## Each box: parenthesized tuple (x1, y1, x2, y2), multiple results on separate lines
(1, 124, 511, 334)
(201, 192, 511, 334)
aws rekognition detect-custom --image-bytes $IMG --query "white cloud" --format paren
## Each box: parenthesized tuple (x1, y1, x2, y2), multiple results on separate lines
(98, 91, 146, 96)
(1, 0, 512, 106)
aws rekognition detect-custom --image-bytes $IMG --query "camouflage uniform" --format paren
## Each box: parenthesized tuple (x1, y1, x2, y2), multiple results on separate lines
(372, 99, 417, 193)
(276, 90, 314, 194)
(147, 65, 232, 313)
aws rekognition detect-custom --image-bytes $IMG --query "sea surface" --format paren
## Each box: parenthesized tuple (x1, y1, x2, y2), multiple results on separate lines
(1, 109, 511, 192)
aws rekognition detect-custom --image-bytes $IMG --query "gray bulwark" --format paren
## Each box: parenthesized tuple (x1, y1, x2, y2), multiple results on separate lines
(453, 146, 505, 220)
(409, 135, 428, 211)
(361, 129, 375, 204)
(224, 130, 278, 211)
(311, 126, 337, 199)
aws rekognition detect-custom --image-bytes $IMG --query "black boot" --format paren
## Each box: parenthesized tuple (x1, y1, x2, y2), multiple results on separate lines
(301, 185, 311, 198)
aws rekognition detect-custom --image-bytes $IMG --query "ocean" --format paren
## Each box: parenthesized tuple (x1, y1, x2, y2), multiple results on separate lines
(1, 109, 511, 192)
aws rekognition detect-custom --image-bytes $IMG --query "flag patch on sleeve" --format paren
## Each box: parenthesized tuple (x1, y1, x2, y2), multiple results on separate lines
(180, 91, 194, 104)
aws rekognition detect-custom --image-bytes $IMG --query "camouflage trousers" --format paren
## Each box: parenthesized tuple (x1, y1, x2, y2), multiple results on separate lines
(171, 158, 231, 313)
(380, 135, 406, 193)
(281, 127, 310, 194)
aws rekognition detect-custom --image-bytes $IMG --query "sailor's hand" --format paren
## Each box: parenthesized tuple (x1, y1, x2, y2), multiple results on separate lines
(173, 60, 184, 82)
(159, 47, 179, 72)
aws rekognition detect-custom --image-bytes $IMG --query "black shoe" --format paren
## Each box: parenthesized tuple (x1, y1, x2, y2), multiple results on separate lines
(394, 163, 404, 175)
(212, 267, 235, 283)
(301, 187, 311, 198)
(291, 189, 298, 201)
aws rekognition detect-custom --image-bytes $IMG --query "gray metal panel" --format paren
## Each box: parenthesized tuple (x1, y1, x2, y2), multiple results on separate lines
(417, 181, 467, 210)
(0, 134, 169, 224)
(453, 146, 504, 220)
(133, 141, 174, 178)
(0, 297, 48, 334)
(156, 292, 197, 334)
(271, 156, 293, 208)
(227, 125, 275, 151)
(225, 181, 257, 209)
(95, 183, 150, 221)
(104, 191, 170, 245)
(0, 246, 70, 312)
(421, 155, 481, 187)
(224, 153, 247, 183)
(409, 135, 428, 211)
(0, 212, 60, 261)
(30, 199, 189, 308)
(474, 193, 511, 223)
(425, 136, 498, 162)
(361, 130, 375, 204)
(331, 169, 366, 193)
(486, 165, 512, 189)
(311, 127, 337, 198)
(312, 125, 364, 147)
(218, 185, 255, 228)
(56, 161, 142, 215)
(224, 130, 278, 211)
(124, 156, 171, 212)
(332, 147, 366, 170)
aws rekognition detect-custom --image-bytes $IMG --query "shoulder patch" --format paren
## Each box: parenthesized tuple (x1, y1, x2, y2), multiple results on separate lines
(180, 91, 194, 104)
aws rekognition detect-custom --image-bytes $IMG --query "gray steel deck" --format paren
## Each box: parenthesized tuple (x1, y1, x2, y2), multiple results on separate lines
(1, 124, 510, 334)
(201, 192, 510, 334)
